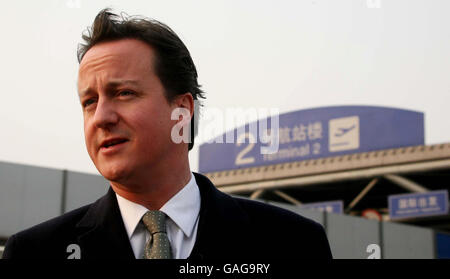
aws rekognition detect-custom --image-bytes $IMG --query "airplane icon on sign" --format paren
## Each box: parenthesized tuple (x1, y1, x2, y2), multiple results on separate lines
(334, 125, 356, 137)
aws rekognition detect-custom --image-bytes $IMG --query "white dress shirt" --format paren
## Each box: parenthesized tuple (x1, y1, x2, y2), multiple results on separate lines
(115, 173, 201, 259)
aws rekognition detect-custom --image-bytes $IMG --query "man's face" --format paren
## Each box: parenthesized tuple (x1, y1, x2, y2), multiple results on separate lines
(78, 39, 179, 183)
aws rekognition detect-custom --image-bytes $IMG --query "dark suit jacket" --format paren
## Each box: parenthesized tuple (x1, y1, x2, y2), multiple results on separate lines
(3, 172, 332, 259)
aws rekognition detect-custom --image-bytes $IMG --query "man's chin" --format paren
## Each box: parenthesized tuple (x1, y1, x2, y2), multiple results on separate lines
(98, 165, 131, 183)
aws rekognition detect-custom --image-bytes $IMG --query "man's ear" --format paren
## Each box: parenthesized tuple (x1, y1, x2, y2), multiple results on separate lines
(170, 93, 195, 146)
(173, 93, 194, 121)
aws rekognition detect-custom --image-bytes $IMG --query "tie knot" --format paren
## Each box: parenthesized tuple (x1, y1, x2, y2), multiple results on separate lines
(142, 210, 167, 234)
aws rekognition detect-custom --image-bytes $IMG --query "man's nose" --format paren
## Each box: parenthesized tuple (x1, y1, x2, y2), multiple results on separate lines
(92, 99, 119, 129)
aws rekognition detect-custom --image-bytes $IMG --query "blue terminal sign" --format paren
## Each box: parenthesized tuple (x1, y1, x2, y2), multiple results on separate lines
(198, 106, 424, 173)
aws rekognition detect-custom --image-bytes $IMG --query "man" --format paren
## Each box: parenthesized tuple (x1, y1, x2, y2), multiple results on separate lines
(3, 9, 332, 259)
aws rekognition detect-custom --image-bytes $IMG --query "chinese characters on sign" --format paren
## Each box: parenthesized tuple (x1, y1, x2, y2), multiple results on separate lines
(389, 190, 449, 220)
(263, 121, 323, 162)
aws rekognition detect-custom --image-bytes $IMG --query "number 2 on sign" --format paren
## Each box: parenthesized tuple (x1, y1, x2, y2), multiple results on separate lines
(235, 133, 256, 166)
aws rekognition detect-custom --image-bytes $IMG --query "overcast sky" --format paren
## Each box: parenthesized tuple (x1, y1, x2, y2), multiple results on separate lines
(0, 0, 449, 175)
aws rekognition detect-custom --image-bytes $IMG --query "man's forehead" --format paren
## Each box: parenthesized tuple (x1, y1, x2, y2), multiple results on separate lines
(77, 39, 155, 93)
(78, 39, 154, 77)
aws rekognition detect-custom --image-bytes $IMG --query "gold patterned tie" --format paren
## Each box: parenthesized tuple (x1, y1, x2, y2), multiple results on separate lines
(142, 210, 172, 259)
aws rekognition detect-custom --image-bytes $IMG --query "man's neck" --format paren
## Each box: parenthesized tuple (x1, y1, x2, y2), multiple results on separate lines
(109, 160, 192, 210)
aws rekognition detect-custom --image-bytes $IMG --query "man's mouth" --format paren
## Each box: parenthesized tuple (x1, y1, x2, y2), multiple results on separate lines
(100, 138, 129, 149)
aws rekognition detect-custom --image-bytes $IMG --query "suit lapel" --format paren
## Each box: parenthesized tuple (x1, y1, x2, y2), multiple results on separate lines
(76, 187, 135, 259)
(188, 173, 250, 260)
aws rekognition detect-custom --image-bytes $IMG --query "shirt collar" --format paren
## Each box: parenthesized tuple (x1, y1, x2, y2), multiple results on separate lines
(115, 173, 200, 239)
(160, 173, 200, 238)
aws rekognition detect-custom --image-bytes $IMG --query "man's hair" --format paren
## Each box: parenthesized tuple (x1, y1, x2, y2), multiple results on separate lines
(77, 8, 205, 151)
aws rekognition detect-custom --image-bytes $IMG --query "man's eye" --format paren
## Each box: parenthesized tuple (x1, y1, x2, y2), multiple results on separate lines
(83, 99, 96, 108)
(119, 90, 134, 96)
